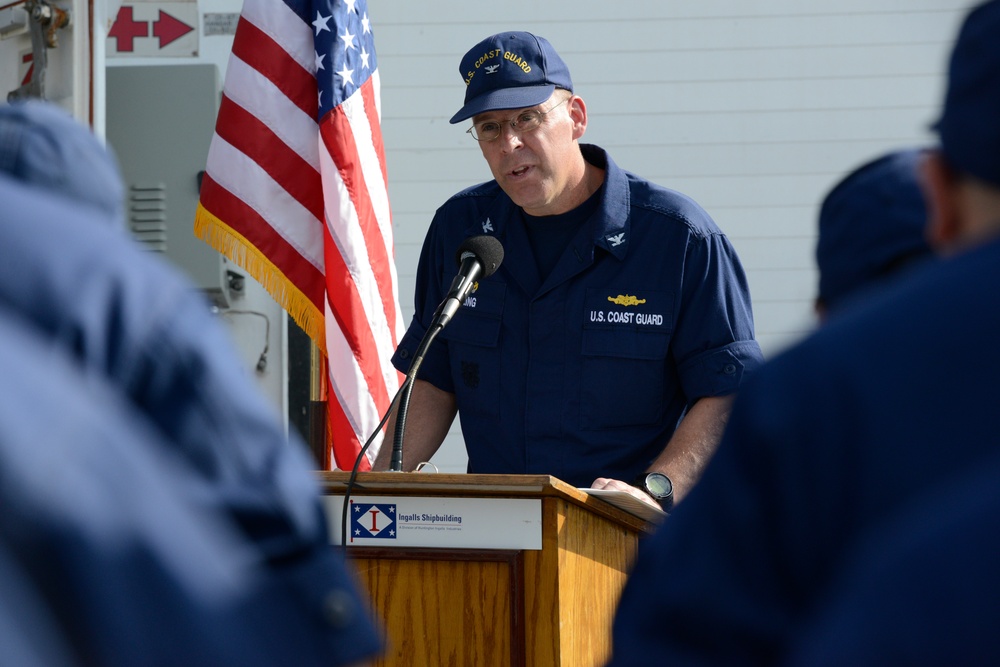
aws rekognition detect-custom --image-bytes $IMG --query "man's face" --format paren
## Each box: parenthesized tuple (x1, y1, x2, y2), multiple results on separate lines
(472, 94, 586, 216)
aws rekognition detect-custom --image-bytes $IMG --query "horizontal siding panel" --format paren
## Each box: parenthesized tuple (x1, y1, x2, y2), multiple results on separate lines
(752, 299, 818, 335)
(373, 8, 970, 52)
(386, 142, 922, 185)
(634, 167, 903, 208)
(377, 35, 955, 87)
(382, 108, 942, 153)
(730, 237, 817, 271)
(756, 329, 812, 357)
(602, 142, 915, 179)
(714, 206, 820, 239)
(746, 268, 820, 302)
(372, 1, 974, 26)
(576, 43, 951, 84)
(382, 92, 911, 131)
(577, 77, 943, 114)
(389, 211, 442, 244)
(379, 76, 948, 121)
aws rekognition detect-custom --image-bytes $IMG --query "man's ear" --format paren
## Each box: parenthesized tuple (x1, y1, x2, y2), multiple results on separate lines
(920, 151, 963, 253)
(813, 297, 828, 324)
(568, 95, 587, 140)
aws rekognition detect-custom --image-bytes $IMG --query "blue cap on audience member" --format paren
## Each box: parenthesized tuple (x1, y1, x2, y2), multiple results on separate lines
(933, 0, 1000, 186)
(0, 100, 125, 224)
(816, 149, 934, 312)
(450, 31, 573, 124)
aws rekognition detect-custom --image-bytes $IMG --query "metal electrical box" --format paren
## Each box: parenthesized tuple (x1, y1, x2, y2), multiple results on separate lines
(106, 64, 240, 307)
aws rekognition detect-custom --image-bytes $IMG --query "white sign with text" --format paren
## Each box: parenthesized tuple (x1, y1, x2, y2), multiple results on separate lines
(323, 495, 542, 550)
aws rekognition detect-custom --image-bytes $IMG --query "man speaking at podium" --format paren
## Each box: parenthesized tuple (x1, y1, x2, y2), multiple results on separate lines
(374, 31, 763, 510)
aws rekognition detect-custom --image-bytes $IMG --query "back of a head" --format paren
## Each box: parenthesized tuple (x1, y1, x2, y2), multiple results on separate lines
(0, 100, 125, 225)
(815, 148, 934, 317)
(934, 0, 1000, 188)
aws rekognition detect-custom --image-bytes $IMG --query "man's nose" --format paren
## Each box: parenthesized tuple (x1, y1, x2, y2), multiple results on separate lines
(497, 124, 523, 151)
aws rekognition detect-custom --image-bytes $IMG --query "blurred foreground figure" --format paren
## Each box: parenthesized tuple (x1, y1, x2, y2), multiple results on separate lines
(0, 101, 381, 665)
(785, 456, 1000, 666)
(607, 2, 1000, 665)
(0, 308, 365, 666)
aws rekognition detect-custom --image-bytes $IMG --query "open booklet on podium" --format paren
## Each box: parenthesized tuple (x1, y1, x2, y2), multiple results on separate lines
(580, 487, 667, 524)
(319, 471, 660, 667)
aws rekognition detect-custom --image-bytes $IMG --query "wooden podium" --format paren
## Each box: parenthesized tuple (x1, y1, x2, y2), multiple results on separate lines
(318, 472, 658, 667)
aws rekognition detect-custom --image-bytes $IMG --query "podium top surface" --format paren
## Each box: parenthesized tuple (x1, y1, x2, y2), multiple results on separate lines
(317, 472, 658, 532)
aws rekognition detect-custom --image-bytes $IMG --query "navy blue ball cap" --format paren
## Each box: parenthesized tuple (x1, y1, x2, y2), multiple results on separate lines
(450, 31, 573, 125)
(933, 0, 1000, 186)
(0, 100, 124, 223)
(816, 148, 934, 310)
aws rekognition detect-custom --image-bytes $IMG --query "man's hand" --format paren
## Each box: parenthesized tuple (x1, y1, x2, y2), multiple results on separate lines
(591, 477, 662, 510)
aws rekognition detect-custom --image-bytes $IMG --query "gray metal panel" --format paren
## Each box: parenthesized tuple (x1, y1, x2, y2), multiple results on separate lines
(106, 64, 237, 307)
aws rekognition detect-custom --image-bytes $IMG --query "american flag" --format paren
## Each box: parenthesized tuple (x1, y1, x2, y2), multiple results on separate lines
(195, 0, 403, 470)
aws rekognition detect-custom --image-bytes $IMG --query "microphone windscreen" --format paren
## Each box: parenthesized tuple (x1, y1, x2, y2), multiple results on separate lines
(456, 235, 504, 278)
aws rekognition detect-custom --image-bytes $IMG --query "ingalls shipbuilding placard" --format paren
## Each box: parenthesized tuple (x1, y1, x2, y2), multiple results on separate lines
(323, 496, 542, 549)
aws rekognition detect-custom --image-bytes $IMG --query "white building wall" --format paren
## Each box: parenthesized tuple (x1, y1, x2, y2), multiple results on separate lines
(3, 0, 976, 473)
(372, 0, 976, 473)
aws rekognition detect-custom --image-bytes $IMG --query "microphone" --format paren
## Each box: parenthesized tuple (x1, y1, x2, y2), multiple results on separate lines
(389, 235, 504, 472)
(430, 235, 504, 330)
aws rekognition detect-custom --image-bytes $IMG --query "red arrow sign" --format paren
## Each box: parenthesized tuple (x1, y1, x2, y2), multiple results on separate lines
(108, 6, 149, 52)
(152, 10, 194, 49)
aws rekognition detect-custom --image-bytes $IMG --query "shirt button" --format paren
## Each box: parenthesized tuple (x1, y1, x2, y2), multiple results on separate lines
(723, 363, 737, 375)
(322, 589, 357, 629)
(399, 348, 410, 359)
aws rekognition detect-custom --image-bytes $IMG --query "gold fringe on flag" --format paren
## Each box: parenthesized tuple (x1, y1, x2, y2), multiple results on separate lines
(194, 203, 328, 357)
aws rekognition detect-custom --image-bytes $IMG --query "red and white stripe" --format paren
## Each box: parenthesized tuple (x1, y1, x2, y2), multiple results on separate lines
(197, 0, 402, 469)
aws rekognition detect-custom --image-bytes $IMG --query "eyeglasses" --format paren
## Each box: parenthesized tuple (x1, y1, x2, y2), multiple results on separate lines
(466, 98, 569, 142)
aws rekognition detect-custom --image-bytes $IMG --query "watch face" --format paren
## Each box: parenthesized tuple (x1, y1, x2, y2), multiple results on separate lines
(645, 473, 672, 498)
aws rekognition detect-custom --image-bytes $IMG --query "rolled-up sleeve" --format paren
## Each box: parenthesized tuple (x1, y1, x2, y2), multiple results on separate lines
(673, 231, 764, 399)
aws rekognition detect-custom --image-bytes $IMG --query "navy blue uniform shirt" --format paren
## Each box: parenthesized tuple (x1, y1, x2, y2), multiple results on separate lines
(786, 455, 1000, 666)
(608, 235, 1000, 666)
(0, 308, 375, 666)
(0, 173, 382, 665)
(394, 144, 763, 487)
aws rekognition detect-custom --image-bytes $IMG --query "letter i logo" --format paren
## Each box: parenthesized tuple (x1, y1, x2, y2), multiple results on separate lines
(351, 502, 397, 541)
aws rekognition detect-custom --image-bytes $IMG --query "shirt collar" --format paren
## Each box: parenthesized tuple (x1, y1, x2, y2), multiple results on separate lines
(467, 144, 632, 261)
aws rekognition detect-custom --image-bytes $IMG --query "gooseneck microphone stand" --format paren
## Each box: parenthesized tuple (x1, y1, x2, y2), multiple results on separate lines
(389, 326, 440, 472)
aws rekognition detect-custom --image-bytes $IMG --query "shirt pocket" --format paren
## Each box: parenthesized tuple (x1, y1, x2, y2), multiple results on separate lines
(580, 288, 673, 429)
(439, 280, 505, 418)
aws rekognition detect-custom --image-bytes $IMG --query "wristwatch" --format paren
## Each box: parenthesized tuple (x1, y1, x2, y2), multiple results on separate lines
(633, 471, 674, 512)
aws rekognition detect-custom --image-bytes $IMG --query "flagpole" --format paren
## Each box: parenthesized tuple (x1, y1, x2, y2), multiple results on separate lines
(309, 339, 330, 470)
